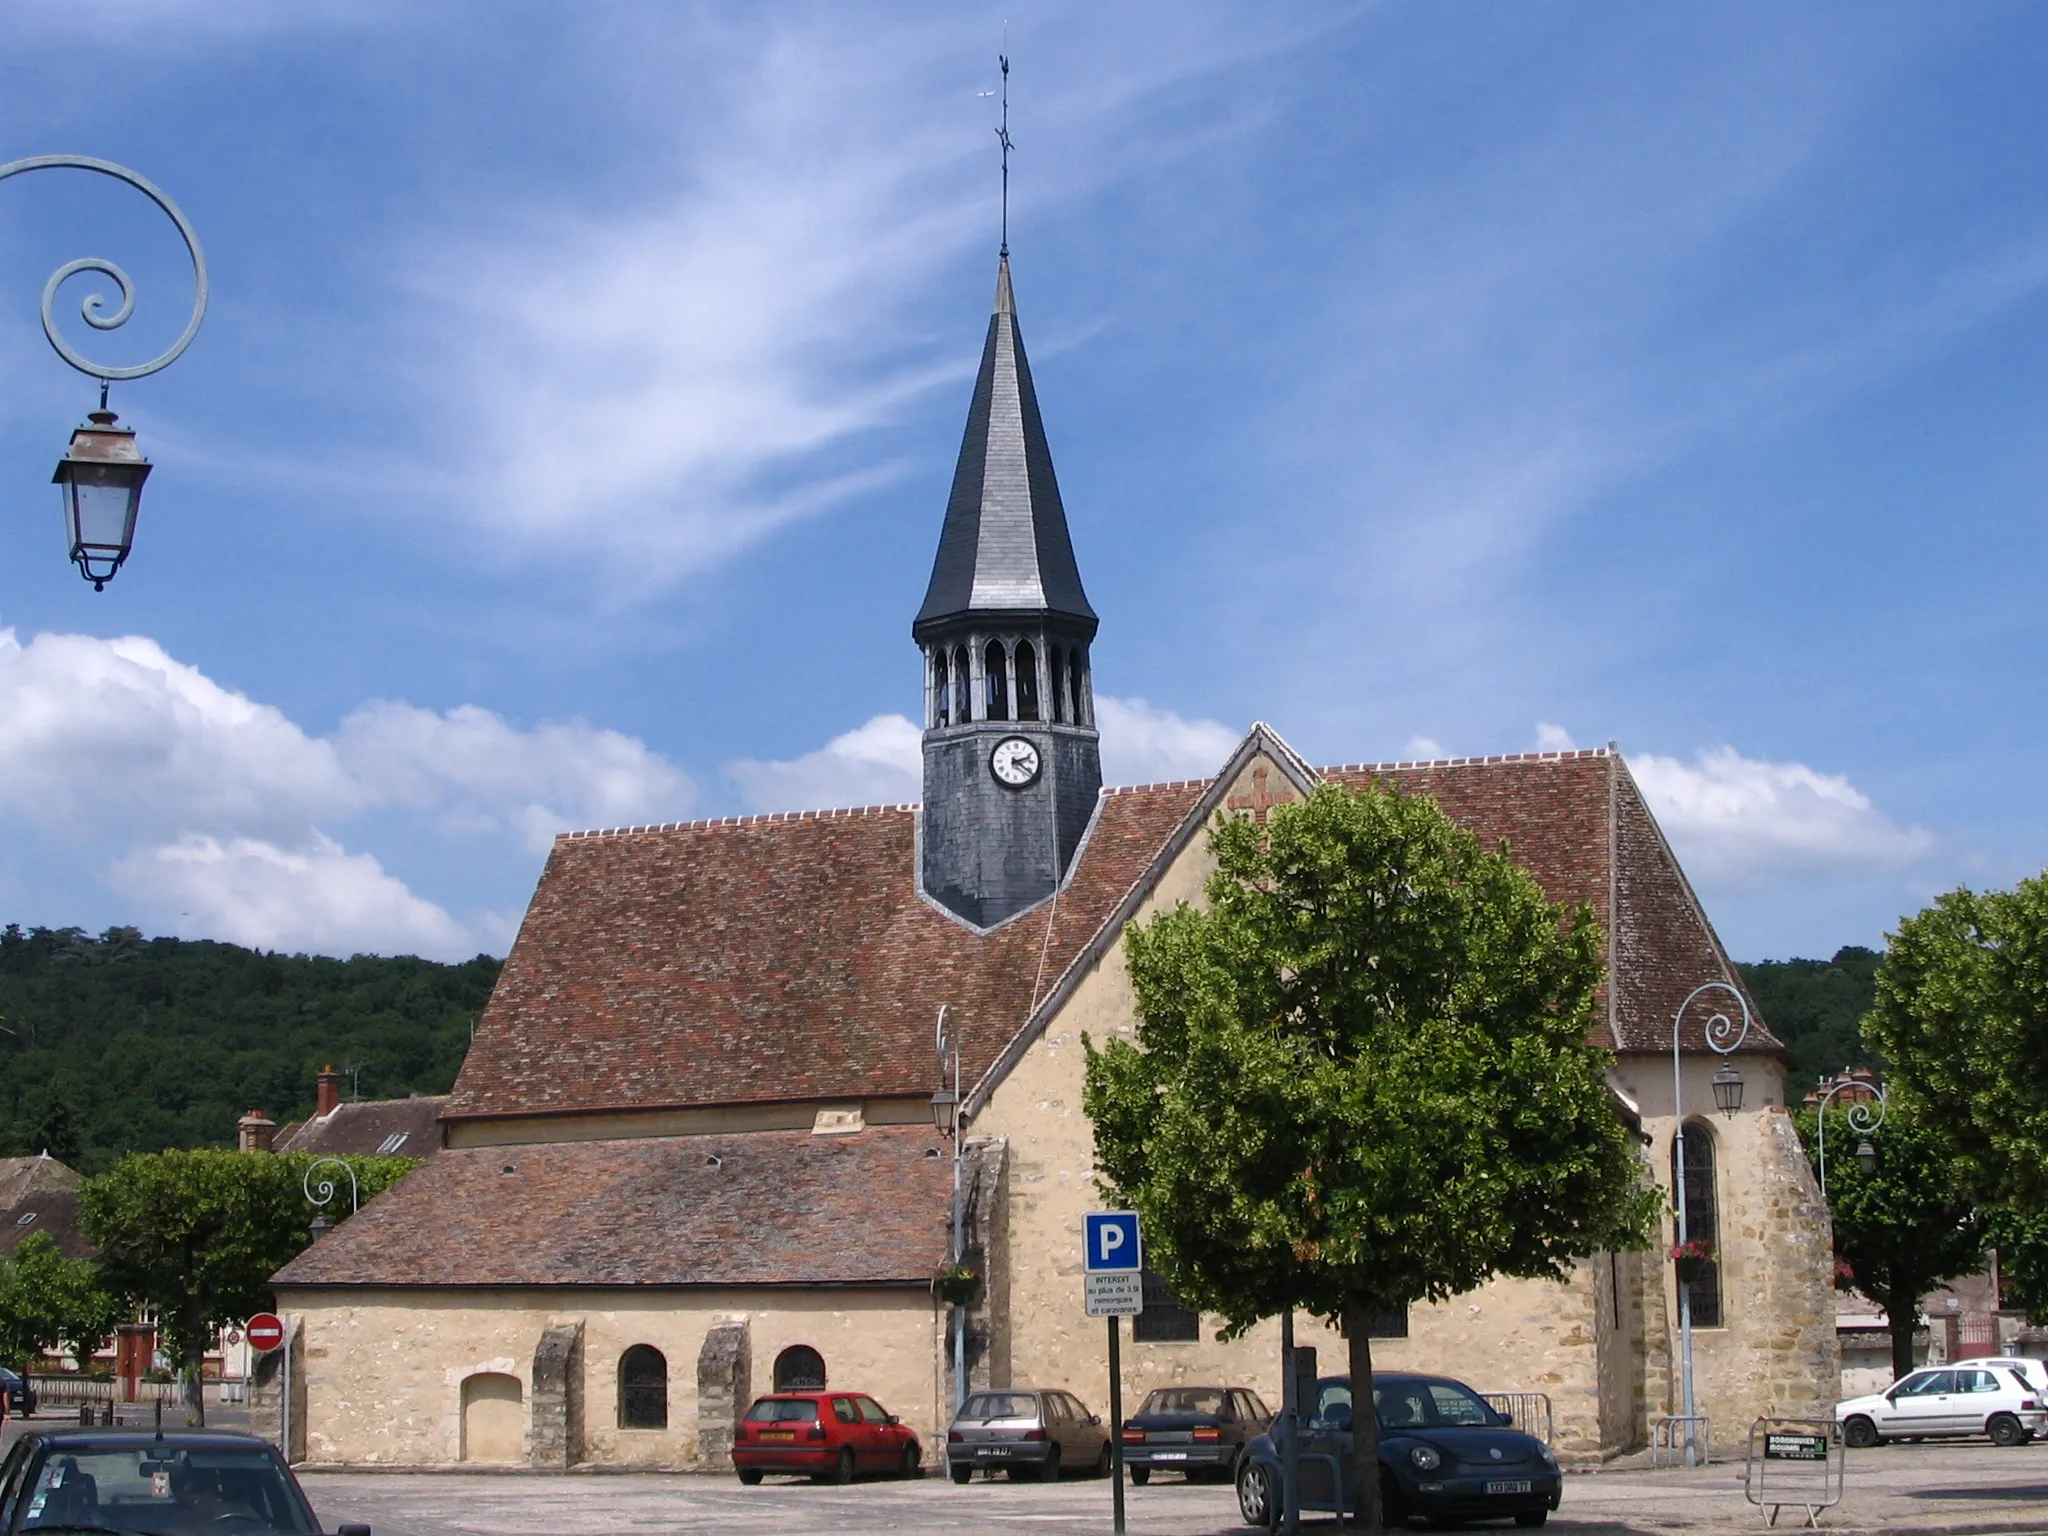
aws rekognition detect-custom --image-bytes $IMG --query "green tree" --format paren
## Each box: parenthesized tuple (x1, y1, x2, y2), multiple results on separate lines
(1084, 783, 1657, 1531)
(0, 1232, 125, 1372)
(1737, 947, 1882, 1098)
(1796, 1103, 1984, 1380)
(80, 1149, 418, 1422)
(1866, 874, 2048, 1206)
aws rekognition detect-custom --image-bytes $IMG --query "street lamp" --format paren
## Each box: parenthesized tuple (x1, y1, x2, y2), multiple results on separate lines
(1812, 1073, 1887, 1196)
(1669, 979, 1752, 1467)
(935, 1004, 968, 1415)
(303, 1156, 359, 1239)
(0, 155, 208, 588)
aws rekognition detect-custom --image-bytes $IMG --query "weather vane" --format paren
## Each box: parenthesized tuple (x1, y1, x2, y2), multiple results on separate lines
(996, 51, 1012, 256)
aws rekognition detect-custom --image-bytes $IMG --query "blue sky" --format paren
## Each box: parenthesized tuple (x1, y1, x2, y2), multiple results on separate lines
(0, 2, 2042, 963)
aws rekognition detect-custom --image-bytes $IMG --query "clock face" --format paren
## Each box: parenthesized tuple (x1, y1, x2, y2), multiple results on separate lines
(989, 735, 1042, 788)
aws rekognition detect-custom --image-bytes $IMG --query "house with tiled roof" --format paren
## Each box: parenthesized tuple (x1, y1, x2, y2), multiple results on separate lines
(0, 1153, 89, 1261)
(269, 253, 1835, 1472)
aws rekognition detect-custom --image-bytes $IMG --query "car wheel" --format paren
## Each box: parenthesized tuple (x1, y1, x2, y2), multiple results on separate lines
(1842, 1416, 1879, 1450)
(1989, 1413, 2025, 1448)
(1237, 1460, 1280, 1533)
(1513, 1513, 1548, 1529)
(1038, 1446, 1062, 1483)
(1096, 1443, 1113, 1478)
(736, 1468, 763, 1486)
(900, 1442, 923, 1477)
(950, 1465, 972, 1485)
(1130, 1465, 1151, 1486)
(832, 1448, 856, 1485)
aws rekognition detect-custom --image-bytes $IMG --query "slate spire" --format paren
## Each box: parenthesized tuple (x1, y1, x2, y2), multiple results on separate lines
(913, 255, 1096, 639)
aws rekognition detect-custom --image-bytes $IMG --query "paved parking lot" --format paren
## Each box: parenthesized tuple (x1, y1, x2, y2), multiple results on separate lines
(295, 1441, 2048, 1536)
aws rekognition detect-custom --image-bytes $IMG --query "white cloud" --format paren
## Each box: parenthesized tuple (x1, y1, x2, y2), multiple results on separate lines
(1402, 736, 1445, 761)
(1095, 697, 1240, 785)
(337, 701, 695, 851)
(1629, 745, 1935, 885)
(726, 695, 1240, 813)
(110, 834, 467, 958)
(728, 714, 922, 814)
(1534, 723, 1578, 752)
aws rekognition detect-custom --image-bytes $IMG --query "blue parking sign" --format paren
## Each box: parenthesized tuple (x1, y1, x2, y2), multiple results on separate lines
(1083, 1211, 1142, 1273)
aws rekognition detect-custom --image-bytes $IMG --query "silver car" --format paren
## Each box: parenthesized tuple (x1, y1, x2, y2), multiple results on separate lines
(947, 1388, 1111, 1483)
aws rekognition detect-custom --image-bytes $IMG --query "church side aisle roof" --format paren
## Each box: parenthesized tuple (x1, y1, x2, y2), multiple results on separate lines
(272, 1126, 950, 1288)
(447, 743, 1776, 1130)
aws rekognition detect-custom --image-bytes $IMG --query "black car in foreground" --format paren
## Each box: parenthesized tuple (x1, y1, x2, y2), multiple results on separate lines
(1122, 1386, 1272, 1484)
(0, 1427, 369, 1534)
(0, 1370, 35, 1420)
(1236, 1373, 1561, 1530)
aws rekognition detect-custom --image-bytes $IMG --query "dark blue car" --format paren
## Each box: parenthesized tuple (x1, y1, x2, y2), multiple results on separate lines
(1235, 1373, 1561, 1530)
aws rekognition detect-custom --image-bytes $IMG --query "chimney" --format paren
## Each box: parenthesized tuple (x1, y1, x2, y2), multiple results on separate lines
(316, 1065, 342, 1118)
(237, 1110, 277, 1154)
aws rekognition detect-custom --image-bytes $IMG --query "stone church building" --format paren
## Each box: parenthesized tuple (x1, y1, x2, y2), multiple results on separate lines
(269, 255, 1837, 1469)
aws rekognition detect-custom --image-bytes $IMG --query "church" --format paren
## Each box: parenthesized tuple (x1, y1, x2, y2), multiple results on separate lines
(267, 252, 1837, 1470)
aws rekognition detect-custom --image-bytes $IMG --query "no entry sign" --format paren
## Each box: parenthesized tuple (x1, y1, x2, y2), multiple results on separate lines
(245, 1313, 285, 1353)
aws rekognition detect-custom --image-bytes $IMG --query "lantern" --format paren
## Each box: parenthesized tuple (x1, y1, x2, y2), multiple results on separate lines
(929, 1084, 959, 1135)
(52, 408, 150, 590)
(1711, 1062, 1745, 1119)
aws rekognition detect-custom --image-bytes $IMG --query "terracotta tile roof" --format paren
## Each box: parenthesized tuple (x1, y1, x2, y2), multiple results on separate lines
(0, 1154, 81, 1207)
(447, 742, 1773, 1129)
(274, 1096, 447, 1159)
(446, 787, 1205, 1122)
(271, 1126, 952, 1288)
(0, 1187, 91, 1261)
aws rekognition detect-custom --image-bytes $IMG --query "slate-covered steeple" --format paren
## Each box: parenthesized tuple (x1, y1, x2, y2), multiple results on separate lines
(915, 257, 1102, 931)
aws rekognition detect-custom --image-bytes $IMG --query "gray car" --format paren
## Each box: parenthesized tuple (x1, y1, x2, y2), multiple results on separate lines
(947, 1388, 1112, 1483)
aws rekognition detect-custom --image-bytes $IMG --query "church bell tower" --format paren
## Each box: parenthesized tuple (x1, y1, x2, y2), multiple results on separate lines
(914, 255, 1101, 929)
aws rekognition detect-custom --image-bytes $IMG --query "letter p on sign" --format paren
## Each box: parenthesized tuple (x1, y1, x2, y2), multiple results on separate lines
(1083, 1211, 1142, 1273)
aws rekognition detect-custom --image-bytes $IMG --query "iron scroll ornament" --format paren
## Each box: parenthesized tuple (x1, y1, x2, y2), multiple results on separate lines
(0, 155, 209, 382)
(1676, 979, 1753, 1060)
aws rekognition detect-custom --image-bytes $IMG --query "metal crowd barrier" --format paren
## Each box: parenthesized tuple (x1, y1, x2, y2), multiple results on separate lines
(1742, 1417, 1844, 1528)
(1483, 1392, 1554, 1446)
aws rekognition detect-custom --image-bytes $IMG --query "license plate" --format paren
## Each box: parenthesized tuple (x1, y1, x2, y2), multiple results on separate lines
(978, 1447, 1011, 1457)
(761, 1431, 794, 1441)
(1153, 1452, 1188, 1461)
(1486, 1480, 1532, 1495)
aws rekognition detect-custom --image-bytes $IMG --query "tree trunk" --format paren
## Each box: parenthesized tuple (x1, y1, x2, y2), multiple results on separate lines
(1884, 1289, 1918, 1384)
(1343, 1299, 1382, 1533)
(181, 1295, 207, 1427)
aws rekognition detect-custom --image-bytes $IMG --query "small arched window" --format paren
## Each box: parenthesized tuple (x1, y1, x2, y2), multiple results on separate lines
(618, 1345, 668, 1430)
(931, 651, 950, 728)
(1015, 641, 1040, 721)
(1672, 1122, 1723, 1328)
(1069, 648, 1089, 727)
(952, 645, 971, 724)
(773, 1344, 826, 1392)
(984, 642, 1009, 722)
(1049, 645, 1067, 723)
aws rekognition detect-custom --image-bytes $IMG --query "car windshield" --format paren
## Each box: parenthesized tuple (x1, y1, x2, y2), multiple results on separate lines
(1309, 1380, 1503, 1430)
(1139, 1389, 1227, 1417)
(960, 1394, 1038, 1420)
(744, 1399, 819, 1423)
(15, 1445, 314, 1534)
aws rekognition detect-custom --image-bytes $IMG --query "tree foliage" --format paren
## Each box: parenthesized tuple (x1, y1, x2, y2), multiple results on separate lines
(1865, 875, 2048, 1206)
(79, 1149, 417, 1420)
(0, 924, 498, 1170)
(0, 1232, 125, 1372)
(1795, 1103, 1984, 1380)
(1084, 782, 1657, 1530)
(1737, 947, 1882, 1097)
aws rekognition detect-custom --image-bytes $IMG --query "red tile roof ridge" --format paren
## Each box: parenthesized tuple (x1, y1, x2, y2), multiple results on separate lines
(557, 803, 921, 842)
(1100, 777, 1219, 796)
(1323, 747, 1613, 774)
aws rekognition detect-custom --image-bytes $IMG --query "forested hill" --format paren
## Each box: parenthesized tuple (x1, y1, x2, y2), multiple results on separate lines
(1735, 945, 1883, 1095)
(0, 925, 499, 1172)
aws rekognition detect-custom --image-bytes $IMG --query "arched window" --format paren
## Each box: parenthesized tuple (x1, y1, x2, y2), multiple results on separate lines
(1672, 1121, 1722, 1328)
(931, 651, 950, 728)
(952, 646, 971, 724)
(984, 642, 1009, 722)
(773, 1345, 826, 1392)
(1049, 645, 1067, 723)
(1015, 641, 1040, 721)
(1069, 647, 1089, 728)
(618, 1345, 668, 1430)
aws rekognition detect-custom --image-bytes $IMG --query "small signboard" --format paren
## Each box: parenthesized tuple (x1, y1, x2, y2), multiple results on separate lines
(1085, 1271, 1144, 1317)
(245, 1313, 285, 1354)
(1083, 1211, 1142, 1273)
(1764, 1433, 1829, 1461)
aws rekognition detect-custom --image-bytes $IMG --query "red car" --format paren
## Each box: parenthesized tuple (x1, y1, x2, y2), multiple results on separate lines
(732, 1390, 925, 1484)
